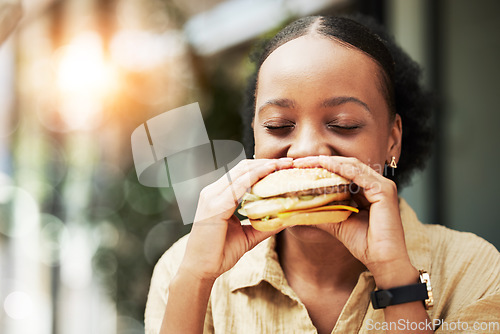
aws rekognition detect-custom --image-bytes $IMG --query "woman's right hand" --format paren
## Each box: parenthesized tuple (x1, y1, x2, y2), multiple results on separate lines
(178, 158, 293, 283)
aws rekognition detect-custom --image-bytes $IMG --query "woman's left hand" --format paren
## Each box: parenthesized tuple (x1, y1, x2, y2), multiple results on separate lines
(293, 155, 418, 288)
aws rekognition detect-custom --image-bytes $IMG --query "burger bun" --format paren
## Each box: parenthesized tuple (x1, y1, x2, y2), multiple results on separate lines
(249, 210, 353, 231)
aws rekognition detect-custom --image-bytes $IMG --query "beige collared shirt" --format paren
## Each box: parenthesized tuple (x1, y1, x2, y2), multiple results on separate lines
(145, 199, 500, 333)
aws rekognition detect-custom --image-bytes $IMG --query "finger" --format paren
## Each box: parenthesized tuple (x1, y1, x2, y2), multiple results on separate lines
(313, 158, 403, 237)
(241, 224, 286, 250)
(316, 209, 369, 237)
(195, 159, 293, 222)
(322, 157, 400, 206)
(229, 157, 293, 182)
(294, 155, 398, 206)
(351, 187, 371, 209)
(296, 156, 386, 191)
(223, 158, 293, 200)
(211, 158, 293, 196)
(291, 155, 326, 169)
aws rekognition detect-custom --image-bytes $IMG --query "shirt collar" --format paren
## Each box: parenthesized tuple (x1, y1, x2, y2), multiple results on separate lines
(229, 198, 431, 292)
(229, 234, 289, 293)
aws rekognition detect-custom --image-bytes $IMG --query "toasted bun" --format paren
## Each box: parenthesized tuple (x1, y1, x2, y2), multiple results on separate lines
(243, 192, 350, 219)
(249, 210, 353, 232)
(251, 168, 350, 198)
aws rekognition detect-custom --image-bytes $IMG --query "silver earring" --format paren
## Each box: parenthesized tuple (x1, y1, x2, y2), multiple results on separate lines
(252, 154, 256, 159)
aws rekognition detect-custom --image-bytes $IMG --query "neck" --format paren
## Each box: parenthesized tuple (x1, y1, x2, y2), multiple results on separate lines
(277, 228, 366, 290)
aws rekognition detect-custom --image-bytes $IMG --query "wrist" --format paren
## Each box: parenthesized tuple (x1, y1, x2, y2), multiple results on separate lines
(175, 265, 218, 287)
(370, 259, 419, 290)
(371, 269, 434, 311)
(168, 267, 216, 307)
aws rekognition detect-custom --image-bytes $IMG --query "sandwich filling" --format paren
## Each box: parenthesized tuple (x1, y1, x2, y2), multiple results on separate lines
(238, 168, 359, 222)
(239, 186, 357, 221)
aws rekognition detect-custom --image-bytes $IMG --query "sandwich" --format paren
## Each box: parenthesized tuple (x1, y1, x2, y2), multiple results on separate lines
(238, 168, 359, 231)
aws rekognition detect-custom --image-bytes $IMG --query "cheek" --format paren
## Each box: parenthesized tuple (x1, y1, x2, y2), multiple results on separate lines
(344, 128, 390, 172)
(253, 127, 287, 158)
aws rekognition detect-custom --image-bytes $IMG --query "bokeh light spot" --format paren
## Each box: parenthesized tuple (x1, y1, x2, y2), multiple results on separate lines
(0, 186, 40, 238)
(143, 220, 179, 265)
(125, 180, 168, 215)
(4, 291, 34, 320)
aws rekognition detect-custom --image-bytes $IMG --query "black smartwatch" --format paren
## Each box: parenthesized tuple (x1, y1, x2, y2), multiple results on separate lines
(370, 270, 434, 310)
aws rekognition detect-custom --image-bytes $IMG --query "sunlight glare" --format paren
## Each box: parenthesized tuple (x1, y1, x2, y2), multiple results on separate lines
(56, 31, 114, 95)
(54, 31, 117, 131)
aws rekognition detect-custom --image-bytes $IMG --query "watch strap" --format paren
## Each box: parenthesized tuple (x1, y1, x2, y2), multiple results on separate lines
(371, 282, 428, 309)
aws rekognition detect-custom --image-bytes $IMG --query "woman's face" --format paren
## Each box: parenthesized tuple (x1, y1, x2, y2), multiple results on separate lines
(253, 35, 401, 172)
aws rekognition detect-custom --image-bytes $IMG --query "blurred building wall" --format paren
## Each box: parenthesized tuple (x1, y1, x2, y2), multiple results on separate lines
(441, 0, 500, 248)
(388, 0, 500, 250)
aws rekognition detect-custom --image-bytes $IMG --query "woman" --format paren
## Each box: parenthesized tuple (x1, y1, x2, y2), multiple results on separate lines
(145, 15, 500, 333)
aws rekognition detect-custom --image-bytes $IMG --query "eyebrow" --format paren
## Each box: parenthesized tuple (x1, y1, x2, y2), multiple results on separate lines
(257, 96, 371, 114)
(257, 98, 296, 114)
(321, 96, 371, 113)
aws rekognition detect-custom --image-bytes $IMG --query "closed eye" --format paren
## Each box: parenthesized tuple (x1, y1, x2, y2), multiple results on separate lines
(327, 122, 363, 133)
(328, 124, 360, 130)
(262, 121, 295, 135)
(265, 124, 294, 130)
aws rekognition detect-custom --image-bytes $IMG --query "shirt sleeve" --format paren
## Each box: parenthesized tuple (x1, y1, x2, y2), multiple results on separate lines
(144, 251, 172, 334)
(434, 292, 500, 333)
(430, 226, 500, 333)
(144, 234, 215, 334)
(204, 297, 215, 334)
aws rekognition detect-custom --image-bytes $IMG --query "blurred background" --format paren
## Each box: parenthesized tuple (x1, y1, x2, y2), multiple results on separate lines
(0, 0, 498, 333)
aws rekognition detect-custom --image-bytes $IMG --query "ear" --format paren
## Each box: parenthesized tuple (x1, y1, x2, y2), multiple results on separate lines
(387, 114, 402, 163)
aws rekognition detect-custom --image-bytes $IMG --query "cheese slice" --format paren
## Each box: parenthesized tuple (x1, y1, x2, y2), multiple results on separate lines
(277, 205, 359, 218)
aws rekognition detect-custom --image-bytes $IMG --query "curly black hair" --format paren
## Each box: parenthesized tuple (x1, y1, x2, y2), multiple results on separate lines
(240, 14, 433, 188)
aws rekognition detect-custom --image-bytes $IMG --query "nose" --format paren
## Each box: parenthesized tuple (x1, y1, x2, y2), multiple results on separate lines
(287, 125, 333, 158)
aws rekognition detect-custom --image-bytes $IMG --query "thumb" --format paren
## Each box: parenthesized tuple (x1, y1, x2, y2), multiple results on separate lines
(315, 210, 369, 246)
(241, 224, 285, 251)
